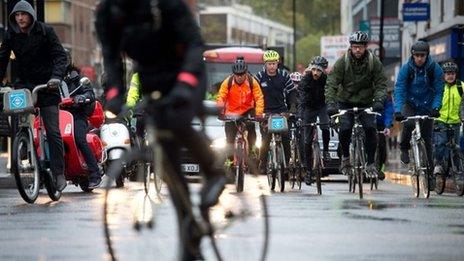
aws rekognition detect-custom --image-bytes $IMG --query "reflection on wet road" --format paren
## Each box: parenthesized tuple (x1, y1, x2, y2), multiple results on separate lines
(1, 175, 464, 260)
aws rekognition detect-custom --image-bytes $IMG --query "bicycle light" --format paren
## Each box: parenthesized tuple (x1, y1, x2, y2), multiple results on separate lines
(211, 137, 226, 149)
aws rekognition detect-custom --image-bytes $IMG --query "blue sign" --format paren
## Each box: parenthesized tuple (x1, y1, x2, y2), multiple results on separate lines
(9, 92, 26, 110)
(403, 3, 430, 22)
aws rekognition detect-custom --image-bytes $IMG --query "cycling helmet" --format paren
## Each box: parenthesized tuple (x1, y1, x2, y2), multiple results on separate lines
(290, 72, 302, 83)
(349, 31, 369, 45)
(232, 59, 248, 74)
(263, 50, 280, 62)
(442, 61, 458, 73)
(310, 56, 329, 69)
(411, 41, 430, 55)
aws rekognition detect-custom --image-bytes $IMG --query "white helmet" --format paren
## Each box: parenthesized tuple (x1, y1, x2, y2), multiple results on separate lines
(290, 72, 302, 83)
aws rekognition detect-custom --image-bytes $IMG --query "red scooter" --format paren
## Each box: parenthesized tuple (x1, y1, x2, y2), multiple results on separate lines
(56, 96, 105, 192)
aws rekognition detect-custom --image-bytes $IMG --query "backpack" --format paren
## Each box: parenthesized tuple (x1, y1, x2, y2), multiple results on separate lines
(227, 73, 255, 92)
(344, 50, 374, 76)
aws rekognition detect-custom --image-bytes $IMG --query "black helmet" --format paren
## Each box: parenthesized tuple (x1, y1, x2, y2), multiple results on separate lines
(232, 59, 248, 74)
(442, 61, 458, 73)
(349, 31, 369, 45)
(411, 41, 430, 55)
(310, 56, 329, 69)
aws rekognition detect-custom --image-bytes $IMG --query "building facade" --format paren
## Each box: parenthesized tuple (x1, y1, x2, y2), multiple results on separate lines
(199, 4, 294, 65)
(400, 0, 464, 79)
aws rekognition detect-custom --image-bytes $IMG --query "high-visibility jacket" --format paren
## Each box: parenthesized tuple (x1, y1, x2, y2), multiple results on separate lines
(216, 75, 264, 116)
(437, 81, 464, 124)
(126, 73, 141, 108)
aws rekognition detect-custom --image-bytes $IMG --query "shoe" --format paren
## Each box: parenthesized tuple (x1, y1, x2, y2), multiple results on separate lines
(88, 177, 103, 189)
(366, 163, 379, 178)
(304, 170, 313, 186)
(400, 149, 410, 165)
(55, 174, 67, 192)
(340, 156, 351, 174)
(378, 171, 385, 181)
(200, 173, 227, 210)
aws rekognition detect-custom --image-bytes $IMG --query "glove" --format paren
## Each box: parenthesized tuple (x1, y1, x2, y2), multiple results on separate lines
(372, 101, 384, 112)
(47, 78, 61, 90)
(394, 112, 405, 122)
(429, 109, 440, 118)
(327, 103, 338, 116)
(164, 82, 194, 109)
(73, 95, 86, 104)
(255, 114, 265, 121)
(104, 87, 124, 115)
(383, 128, 391, 137)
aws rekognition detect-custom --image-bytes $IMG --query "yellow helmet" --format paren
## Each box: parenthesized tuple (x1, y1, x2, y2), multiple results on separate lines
(263, 50, 280, 62)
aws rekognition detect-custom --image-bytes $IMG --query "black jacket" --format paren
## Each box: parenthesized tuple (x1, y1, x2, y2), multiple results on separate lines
(0, 2, 67, 107)
(64, 67, 96, 118)
(96, 0, 205, 97)
(299, 73, 327, 111)
(256, 69, 294, 113)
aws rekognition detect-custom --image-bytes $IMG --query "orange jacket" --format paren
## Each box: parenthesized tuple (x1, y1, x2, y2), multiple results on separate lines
(216, 75, 264, 116)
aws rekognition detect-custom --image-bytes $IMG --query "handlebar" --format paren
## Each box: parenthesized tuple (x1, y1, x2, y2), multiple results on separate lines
(32, 84, 48, 105)
(400, 115, 435, 123)
(60, 97, 91, 107)
(330, 107, 381, 119)
(220, 114, 257, 123)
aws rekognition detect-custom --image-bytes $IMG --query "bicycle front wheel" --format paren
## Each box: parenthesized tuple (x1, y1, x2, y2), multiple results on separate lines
(418, 141, 430, 198)
(12, 128, 40, 203)
(312, 143, 322, 195)
(355, 138, 364, 199)
(452, 151, 464, 196)
(267, 150, 276, 191)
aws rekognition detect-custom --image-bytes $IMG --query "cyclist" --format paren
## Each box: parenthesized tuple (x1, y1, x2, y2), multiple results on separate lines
(96, 1, 226, 259)
(326, 31, 387, 179)
(0, 0, 68, 191)
(394, 41, 444, 190)
(256, 50, 295, 174)
(300, 56, 331, 185)
(433, 61, 464, 186)
(216, 58, 264, 161)
(126, 72, 146, 139)
(63, 50, 102, 188)
(376, 90, 394, 180)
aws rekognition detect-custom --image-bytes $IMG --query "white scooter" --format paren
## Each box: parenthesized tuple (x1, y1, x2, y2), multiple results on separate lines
(100, 118, 132, 187)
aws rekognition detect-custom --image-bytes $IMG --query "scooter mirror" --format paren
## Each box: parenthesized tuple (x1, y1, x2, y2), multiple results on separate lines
(80, 77, 91, 86)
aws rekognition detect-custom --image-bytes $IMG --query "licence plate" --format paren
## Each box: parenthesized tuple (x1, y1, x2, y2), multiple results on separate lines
(181, 164, 200, 173)
(330, 152, 339, 159)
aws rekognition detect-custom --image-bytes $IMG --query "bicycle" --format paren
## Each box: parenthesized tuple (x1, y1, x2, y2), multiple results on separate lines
(265, 113, 289, 192)
(3, 85, 61, 203)
(301, 122, 328, 195)
(221, 115, 257, 193)
(287, 115, 304, 190)
(434, 124, 464, 196)
(401, 116, 434, 198)
(103, 98, 269, 261)
(331, 107, 380, 199)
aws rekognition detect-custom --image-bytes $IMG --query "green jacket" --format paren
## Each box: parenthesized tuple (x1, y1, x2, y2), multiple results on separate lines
(325, 50, 387, 106)
(438, 81, 464, 124)
(126, 73, 141, 108)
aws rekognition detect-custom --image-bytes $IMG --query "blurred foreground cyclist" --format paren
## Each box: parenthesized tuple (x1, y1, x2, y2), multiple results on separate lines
(96, 0, 226, 259)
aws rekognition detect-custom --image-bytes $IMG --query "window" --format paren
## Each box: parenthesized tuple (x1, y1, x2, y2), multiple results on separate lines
(457, 0, 464, 16)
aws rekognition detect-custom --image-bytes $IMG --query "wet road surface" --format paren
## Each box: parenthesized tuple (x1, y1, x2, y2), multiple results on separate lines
(1, 175, 464, 260)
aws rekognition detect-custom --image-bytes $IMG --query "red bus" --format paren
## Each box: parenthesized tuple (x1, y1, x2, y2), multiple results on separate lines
(203, 47, 264, 96)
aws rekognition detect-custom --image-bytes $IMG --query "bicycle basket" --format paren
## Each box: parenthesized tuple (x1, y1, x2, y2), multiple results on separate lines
(268, 115, 288, 133)
(3, 89, 34, 115)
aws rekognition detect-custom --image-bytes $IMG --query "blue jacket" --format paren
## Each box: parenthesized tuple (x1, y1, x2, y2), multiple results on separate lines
(377, 98, 394, 128)
(394, 56, 444, 114)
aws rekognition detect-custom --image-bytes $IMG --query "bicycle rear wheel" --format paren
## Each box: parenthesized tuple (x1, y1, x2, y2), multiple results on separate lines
(418, 141, 430, 198)
(276, 143, 285, 192)
(12, 129, 40, 203)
